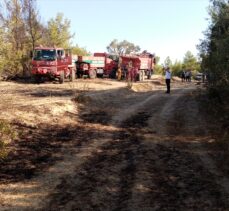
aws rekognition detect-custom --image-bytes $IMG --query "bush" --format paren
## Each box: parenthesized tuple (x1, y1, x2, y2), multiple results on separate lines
(0, 120, 17, 159)
(154, 65, 164, 75)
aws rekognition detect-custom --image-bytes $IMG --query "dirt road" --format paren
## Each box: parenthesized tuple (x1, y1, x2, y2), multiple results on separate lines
(0, 78, 229, 210)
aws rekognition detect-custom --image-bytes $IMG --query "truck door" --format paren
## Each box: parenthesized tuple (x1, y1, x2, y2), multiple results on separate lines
(57, 49, 65, 72)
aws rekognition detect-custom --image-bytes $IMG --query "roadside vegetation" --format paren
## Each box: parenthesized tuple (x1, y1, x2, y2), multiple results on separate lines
(0, 0, 228, 145)
(0, 0, 202, 80)
(0, 0, 88, 78)
(0, 120, 16, 159)
(154, 51, 200, 77)
(198, 0, 229, 94)
(198, 0, 229, 142)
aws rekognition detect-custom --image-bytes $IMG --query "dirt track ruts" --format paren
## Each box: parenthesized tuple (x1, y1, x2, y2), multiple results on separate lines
(1, 81, 229, 211)
(44, 85, 229, 210)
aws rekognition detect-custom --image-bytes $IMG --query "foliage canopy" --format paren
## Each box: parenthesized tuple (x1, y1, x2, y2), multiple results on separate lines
(0, 0, 85, 77)
(198, 0, 229, 91)
(107, 39, 141, 55)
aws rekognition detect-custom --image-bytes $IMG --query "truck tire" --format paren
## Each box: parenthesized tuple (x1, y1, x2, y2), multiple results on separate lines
(147, 70, 152, 79)
(139, 70, 144, 81)
(59, 71, 64, 84)
(109, 69, 116, 79)
(32, 75, 41, 83)
(89, 69, 96, 79)
(97, 73, 104, 78)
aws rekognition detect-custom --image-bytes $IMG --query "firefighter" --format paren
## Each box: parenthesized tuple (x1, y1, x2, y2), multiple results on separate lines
(123, 64, 128, 80)
(127, 61, 133, 81)
(129, 61, 137, 82)
(165, 66, 172, 93)
(117, 66, 122, 81)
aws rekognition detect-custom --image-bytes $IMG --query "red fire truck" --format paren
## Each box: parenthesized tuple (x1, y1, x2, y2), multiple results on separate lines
(31, 47, 75, 83)
(75, 52, 155, 81)
(119, 53, 155, 81)
(76, 53, 117, 79)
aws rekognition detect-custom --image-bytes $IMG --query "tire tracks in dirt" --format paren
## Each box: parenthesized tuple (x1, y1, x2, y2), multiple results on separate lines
(42, 90, 170, 210)
(175, 91, 229, 207)
(139, 87, 229, 210)
(2, 83, 229, 210)
(0, 126, 113, 210)
(0, 86, 165, 210)
(44, 86, 195, 210)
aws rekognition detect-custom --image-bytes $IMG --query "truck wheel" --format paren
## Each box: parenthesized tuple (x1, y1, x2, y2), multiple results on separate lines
(139, 70, 144, 81)
(109, 69, 116, 79)
(147, 70, 152, 79)
(32, 75, 41, 83)
(97, 73, 104, 78)
(59, 71, 64, 84)
(89, 69, 96, 79)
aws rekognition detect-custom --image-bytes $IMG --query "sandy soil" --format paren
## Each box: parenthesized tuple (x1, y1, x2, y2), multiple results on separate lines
(0, 76, 229, 210)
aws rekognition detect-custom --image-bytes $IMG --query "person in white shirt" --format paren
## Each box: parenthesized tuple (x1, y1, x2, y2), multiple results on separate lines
(165, 66, 171, 93)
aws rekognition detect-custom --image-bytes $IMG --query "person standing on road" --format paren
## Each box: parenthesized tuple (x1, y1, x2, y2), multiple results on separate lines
(117, 66, 122, 81)
(165, 66, 171, 94)
(127, 61, 133, 82)
(185, 71, 189, 82)
(181, 70, 186, 82)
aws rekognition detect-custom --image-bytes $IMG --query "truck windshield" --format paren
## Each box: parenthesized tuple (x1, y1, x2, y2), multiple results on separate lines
(33, 49, 56, 61)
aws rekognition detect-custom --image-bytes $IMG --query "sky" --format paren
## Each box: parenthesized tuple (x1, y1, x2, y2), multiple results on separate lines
(36, 0, 210, 63)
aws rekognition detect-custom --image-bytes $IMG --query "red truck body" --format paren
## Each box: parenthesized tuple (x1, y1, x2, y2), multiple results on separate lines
(93, 53, 117, 75)
(119, 53, 155, 81)
(75, 52, 155, 81)
(31, 47, 75, 83)
(76, 53, 117, 78)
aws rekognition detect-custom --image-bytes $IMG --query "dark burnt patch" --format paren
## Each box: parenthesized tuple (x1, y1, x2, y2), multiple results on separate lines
(46, 110, 152, 210)
(0, 123, 98, 183)
(80, 110, 111, 125)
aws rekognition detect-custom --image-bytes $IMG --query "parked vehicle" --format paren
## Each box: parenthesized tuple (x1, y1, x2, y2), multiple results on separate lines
(31, 47, 75, 83)
(194, 72, 204, 81)
(76, 53, 117, 78)
(119, 53, 155, 81)
(75, 52, 156, 81)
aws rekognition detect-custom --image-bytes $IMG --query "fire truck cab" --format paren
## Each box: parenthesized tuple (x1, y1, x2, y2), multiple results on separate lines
(31, 47, 75, 83)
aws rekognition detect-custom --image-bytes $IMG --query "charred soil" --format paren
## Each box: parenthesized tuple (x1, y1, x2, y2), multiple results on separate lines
(0, 78, 229, 210)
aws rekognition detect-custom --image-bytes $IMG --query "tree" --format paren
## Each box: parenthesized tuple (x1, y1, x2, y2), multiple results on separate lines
(22, 0, 43, 51)
(45, 13, 75, 48)
(154, 64, 164, 75)
(172, 60, 183, 76)
(198, 0, 229, 89)
(0, 2, 78, 77)
(71, 45, 89, 56)
(155, 56, 160, 64)
(182, 51, 199, 71)
(1, 0, 26, 51)
(107, 39, 140, 55)
(163, 56, 172, 68)
(0, 0, 26, 75)
(0, 28, 10, 74)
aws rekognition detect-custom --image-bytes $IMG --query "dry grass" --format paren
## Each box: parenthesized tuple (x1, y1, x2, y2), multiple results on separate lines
(0, 119, 17, 159)
(0, 89, 18, 159)
(126, 80, 133, 90)
(69, 81, 92, 103)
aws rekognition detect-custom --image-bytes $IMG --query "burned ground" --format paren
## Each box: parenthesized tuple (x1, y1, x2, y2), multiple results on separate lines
(45, 85, 229, 211)
(0, 78, 229, 210)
